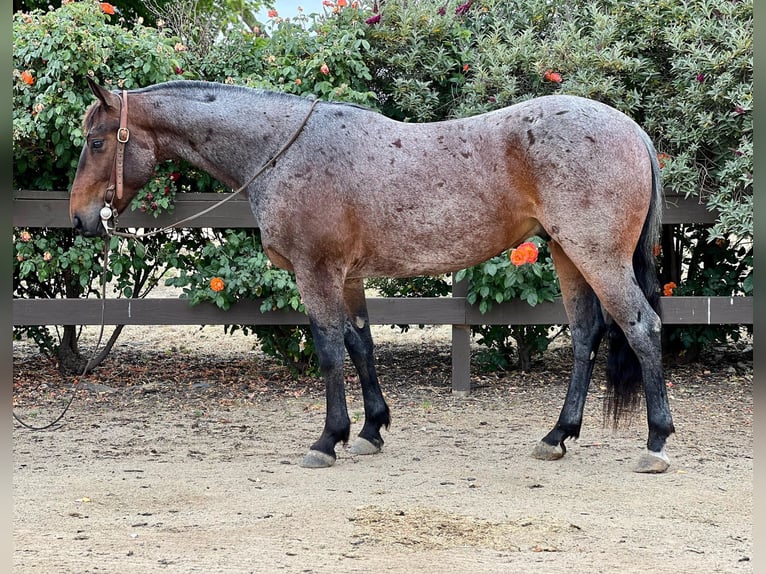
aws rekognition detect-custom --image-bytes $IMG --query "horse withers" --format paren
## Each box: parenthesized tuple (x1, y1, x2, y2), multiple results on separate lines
(70, 78, 673, 473)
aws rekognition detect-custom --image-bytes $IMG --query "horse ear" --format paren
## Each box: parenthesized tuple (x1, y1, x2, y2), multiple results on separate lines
(86, 76, 120, 109)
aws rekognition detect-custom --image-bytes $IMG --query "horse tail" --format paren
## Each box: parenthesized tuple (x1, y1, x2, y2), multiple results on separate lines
(604, 127, 663, 426)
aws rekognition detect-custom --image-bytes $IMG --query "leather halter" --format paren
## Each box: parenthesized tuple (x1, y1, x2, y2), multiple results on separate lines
(105, 90, 129, 204)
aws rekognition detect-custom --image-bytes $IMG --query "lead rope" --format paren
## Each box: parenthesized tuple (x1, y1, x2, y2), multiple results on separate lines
(103, 97, 320, 239)
(13, 240, 115, 430)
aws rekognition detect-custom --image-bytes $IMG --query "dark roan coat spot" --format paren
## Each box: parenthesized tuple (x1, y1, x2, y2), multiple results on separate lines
(392, 139, 402, 148)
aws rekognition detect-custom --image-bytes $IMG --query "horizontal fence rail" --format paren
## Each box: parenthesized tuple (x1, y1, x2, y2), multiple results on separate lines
(13, 190, 721, 228)
(13, 190, 752, 394)
(11, 296, 753, 327)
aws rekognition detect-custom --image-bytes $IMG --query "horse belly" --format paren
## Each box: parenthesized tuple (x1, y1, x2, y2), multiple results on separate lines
(352, 209, 538, 278)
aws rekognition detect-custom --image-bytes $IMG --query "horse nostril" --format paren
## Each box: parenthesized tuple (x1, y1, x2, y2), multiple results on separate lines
(72, 215, 83, 232)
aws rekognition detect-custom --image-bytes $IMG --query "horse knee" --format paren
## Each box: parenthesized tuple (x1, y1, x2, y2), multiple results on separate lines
(310, 320, 346, 370)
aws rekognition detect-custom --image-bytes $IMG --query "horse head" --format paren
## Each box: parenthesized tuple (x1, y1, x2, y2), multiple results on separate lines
(69, 77, 157, 236)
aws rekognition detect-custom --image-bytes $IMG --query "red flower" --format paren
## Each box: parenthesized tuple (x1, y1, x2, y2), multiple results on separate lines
(267, 9, 278, 18)
(100, 3, 115, 15)
(463, 64, 470, 72)
(657, 152, 671, 169)
(455, 0, 474, 15)
(543, 69, 563, 83)
(365, 14, 381, 25)
(210, 277, 225, 292)
(510, 242, 539, 266)
(20, 71, 34, 85)
(663, 282, 677, 296)
(320, 63, 330, 75)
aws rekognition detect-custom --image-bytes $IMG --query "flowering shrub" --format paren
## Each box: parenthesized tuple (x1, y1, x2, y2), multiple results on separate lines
(13, 0, 185, 190)
(455, 238, 562, 370)
(659, 225, 752, 361)
(12, 0, 752, 371)
(166, 229, 317, 375)
(12, 0, 188, 369)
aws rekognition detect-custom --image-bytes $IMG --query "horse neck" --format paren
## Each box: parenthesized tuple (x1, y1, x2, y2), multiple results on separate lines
(137, 86, 310, 189)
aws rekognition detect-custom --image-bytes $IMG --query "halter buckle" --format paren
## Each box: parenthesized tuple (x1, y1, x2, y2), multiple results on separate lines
(117, 127, 130, 143)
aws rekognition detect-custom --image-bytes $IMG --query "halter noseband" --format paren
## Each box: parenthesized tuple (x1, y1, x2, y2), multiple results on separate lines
(100, 89, 129, 228)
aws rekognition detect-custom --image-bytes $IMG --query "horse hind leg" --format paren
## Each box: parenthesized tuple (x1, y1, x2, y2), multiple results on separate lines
(533, 242, 605, 461)
(342, 279, 391, 455)
(580, 264, 674, 473)
(602, 279, 673, 473)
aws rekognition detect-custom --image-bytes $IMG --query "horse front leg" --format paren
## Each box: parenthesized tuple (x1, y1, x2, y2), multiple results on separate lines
(301, 315, 351, 468)
(342, 279, 391, 456)
(293, 267, 353, 468)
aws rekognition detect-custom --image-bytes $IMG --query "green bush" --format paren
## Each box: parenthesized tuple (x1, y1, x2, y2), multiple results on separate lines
(455, 238, 563, 371)
(13, 0, 189, 369)
(13, 0, 752, 372)
(166, 229, 317, 375)
(13, 0, 185, 189)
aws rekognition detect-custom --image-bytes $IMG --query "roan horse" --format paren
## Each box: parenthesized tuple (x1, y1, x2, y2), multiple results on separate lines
(70, 78, 674, 473)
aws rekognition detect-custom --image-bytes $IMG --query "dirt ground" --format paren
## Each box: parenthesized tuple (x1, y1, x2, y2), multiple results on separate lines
(13, 324, 753, 573)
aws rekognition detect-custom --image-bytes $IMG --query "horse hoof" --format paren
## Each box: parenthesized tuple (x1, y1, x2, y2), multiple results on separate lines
(348, 437, 381, 455)
(300, 450, 336, 468)
(531, 441, 565, 461)
(633, 451, 670, 474)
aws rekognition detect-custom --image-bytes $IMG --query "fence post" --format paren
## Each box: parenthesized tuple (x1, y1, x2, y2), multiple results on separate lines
(451, 273, 471, 396)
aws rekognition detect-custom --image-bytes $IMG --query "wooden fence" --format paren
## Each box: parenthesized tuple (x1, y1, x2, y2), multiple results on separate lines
(13, 190, 753, 394)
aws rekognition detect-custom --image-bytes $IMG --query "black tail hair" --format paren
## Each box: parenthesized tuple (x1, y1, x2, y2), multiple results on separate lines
(603, 128, 663, 427)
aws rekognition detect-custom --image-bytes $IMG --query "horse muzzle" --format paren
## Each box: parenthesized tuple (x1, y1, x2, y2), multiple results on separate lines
(72, 211, 109, 237)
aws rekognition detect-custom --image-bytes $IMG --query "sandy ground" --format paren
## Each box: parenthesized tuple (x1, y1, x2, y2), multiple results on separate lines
(13, 323, 753, 573)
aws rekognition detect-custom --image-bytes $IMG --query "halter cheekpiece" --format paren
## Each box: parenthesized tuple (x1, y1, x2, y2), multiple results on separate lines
(101, 89, 129, 230)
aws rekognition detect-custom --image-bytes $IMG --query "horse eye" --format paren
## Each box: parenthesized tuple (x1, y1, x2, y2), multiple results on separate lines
(91, 140, 104, 150)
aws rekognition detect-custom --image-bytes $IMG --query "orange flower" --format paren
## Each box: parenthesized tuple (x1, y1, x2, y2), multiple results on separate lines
(20, 71, 34, 85)
(210, 277, 225, 292)
(463, 64, 470, 72)
(543, 69, 563, 83)
(663, 282, 677, 296)
(295, 78, 302, 85)
(100, 2, 115, 15)
(510, 241, 539, 266)
(267, 9, 278, 18)
(338, 0, 348, 6)
(657, 152, 671, 169)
